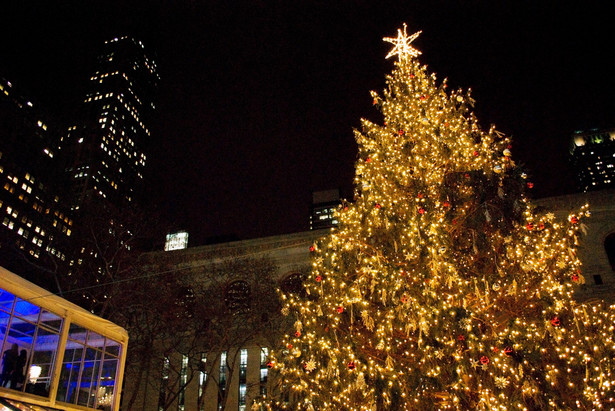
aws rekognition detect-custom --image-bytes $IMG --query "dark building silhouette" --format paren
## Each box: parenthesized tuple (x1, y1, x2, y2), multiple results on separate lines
(570, 128, 615, 192)
(56, 37, 160, 288)
(0, 76, 73, 284)
(62, 36, 159, 211)
(309, 189, 341, 230)
(1, 36, 160, 293)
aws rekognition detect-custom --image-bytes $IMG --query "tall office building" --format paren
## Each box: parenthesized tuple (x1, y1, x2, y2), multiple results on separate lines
(62, 36, 159, 210)
(309, 189, 341, 230)
(0, 75, 73, 283)
(570, 128, 615, 192)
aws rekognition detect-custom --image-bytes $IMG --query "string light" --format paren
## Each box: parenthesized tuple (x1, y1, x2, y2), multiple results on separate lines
(253, 24, 615, 410)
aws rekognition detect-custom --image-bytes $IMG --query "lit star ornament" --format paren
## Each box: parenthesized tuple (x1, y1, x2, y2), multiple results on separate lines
(383, 23, 422, 60)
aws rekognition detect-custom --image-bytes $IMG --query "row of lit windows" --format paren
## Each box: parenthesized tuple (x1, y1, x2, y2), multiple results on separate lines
(3, 197, 71, 238)
(84, 92, 114, 103)
(101, 141, 122, 164)
(105, 36, 129, 44)
(126, 84, 143, 106)
(169, 347, 267, 411)
(0, 170, 73, 225)
(14, 237, 41, 258)
(90, 70, 120, 82)
(101, 139, 138, 163)
(45, 244, 66, 260)
(101, 126, 138, 160)
(115, 93, 149, 135)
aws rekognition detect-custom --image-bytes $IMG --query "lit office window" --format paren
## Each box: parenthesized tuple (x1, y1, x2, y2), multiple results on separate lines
(260, 347, 269, 396)
(178, 355, 188, 411)
(218, 351, 227, 410)
(239, 349, 248, 411)
(158, 357, 170, 411)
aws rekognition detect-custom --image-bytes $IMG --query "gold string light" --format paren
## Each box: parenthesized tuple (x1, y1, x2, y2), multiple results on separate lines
(254, 24, 615, 411)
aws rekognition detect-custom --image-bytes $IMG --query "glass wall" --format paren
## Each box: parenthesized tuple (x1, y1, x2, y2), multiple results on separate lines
(56, 324, 122, 408)
(0, 290, 61, 397)
(0, 271, 127, 411)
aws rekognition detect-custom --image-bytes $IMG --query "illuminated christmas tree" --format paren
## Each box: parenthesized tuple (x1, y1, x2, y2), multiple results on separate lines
(261, 25, 615, 410)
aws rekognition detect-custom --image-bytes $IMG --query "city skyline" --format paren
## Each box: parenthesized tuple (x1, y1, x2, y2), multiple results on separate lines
(1, 2, 613, 245)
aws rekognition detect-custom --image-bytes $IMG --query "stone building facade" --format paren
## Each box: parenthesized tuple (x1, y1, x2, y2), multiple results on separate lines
(535, 188, 615, 303)
(123, 230, 323, 411)
(123, 190, 615, 410)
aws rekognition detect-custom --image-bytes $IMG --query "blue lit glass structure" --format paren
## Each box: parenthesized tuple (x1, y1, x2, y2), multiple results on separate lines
(0, 266, 128, 410)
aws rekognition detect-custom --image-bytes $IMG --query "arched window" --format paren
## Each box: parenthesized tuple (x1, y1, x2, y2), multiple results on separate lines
(280, 273, 306, 296)
(224, 280, 250, 313)
(605, 232, 615, 272)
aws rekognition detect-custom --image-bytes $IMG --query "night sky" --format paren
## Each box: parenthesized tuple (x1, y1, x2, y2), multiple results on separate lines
(1, 2, 614, 246)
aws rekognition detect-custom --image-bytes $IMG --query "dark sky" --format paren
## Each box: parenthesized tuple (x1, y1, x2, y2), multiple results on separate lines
(1, 1, 614, 245)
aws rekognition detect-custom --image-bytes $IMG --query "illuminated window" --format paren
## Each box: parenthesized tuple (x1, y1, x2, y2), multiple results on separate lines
(178, 355, 188, 411)
(260, 347, 269, 395)
(218, 351, 227, 410)
(224, 281, 250, 313)
(158, 357, 170, 411)
(238, 349, 247, 410)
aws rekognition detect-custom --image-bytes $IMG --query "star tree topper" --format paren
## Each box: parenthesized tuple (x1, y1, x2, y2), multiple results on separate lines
(383, 23, 422, 60)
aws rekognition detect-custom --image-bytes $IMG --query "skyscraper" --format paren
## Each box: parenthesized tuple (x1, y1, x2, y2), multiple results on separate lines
(0, 75, 73, 283)
(309, 188, 341, 230)
(570, 128, 615, 192)
(62, 36, 159, 210)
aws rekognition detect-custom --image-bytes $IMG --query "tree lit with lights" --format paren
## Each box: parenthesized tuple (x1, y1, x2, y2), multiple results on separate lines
(259, 25, 615, 410)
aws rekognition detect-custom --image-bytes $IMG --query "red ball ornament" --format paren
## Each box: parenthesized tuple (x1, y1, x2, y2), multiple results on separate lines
(309, 246, 315, 252)
(492, 347, 499, 353)
(457, 334, 465, 341)
(473, 150, 479, 157)
(464, 173, 470, 179)
(266, 361, 274, 368)
(550, 317, 561, 327)
(538, 222, 545, 230)
(570, 216, 579, 224)
(347, 362, 356, 370)
(504, 347, 513, 356)
(421, 95, 428, 100)
(410, 74, 415, 78)
(287, 344, 293, 349)
(527, 182, 534, 189)
(372, 98, 378, 105)
(443, 201, 451, 208)
(366, 157, 371, 163)
(417, 193, 424, 198)
(526, 223, 534, 230)
(295, 331, 301, 337)
(315, 275, 322, 282)
(398, 129, 405, 136)
(418, 207, 426, 214)
(480, 356, 490, 365)
(337, 306, 344, 313)
(375, 203, 382, 209)
(401, 295, 408, 303)
(572, 273, 579, 282)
